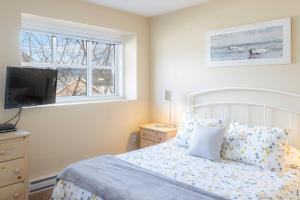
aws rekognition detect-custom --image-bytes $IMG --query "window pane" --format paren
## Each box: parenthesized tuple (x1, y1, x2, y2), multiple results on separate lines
(92, 69, 115, 95)
(20, 31, 52, 64)
(92, 42, 115, 66)
(56, 68, 87, 97)
(56, 36, 87, 65)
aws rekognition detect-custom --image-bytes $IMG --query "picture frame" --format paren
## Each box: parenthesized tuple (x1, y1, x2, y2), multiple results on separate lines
(207, 18, 291, 67)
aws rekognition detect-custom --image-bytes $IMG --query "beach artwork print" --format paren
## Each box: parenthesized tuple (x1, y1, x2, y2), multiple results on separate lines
(208, 18, 291, 67)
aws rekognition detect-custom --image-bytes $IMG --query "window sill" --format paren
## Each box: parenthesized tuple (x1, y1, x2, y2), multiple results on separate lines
(22, 96, 136, 109)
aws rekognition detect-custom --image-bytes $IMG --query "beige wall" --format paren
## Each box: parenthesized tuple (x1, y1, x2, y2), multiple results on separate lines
(0, 0, 150, 180)
(150, 0, 300, 124)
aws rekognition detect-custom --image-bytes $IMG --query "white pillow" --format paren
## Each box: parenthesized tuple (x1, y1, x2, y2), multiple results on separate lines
(187, 126, 226, 162)
(175, 112, 226, 147)
(221, 122, 288, 171)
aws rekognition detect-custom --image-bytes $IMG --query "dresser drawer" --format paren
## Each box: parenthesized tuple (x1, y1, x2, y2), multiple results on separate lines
(140, 139, 158, 148)
(141, 129, 165, 142)
(0, 159, 25, 187)
(0, 140, 25, 162)
(0, 183, 25, 200)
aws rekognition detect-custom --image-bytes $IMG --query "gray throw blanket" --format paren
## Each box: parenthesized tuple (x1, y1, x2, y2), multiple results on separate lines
(58, 155, 227, 200)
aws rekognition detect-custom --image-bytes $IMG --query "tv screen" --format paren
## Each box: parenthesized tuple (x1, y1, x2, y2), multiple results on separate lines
(5, 67, 58, 109)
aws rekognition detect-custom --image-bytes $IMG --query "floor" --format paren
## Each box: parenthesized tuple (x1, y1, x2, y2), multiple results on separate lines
(29, 188, 53, 200)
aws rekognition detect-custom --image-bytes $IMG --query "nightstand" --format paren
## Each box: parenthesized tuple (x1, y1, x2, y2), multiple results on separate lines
(140, 124, 177, 148)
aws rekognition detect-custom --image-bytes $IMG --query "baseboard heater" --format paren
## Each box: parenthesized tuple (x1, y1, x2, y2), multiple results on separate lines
(30, 175, 57, 193)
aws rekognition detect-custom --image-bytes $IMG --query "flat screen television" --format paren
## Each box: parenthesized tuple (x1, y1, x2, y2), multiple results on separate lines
(4, 67, 58, 109)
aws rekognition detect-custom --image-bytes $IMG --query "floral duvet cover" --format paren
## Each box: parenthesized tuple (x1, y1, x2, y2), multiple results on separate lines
(51, 140, 300, 200)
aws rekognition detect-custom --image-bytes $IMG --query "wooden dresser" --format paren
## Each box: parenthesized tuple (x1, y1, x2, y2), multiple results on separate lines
(0, 130, 30, 200)
(140, 124, 177, 148)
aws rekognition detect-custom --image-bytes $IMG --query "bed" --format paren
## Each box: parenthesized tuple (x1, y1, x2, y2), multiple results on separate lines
(51, 88, 300, 200)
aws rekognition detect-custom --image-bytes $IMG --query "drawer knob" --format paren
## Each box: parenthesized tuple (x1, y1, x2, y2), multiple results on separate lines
(13, 168, 21, 174)
(0, 149, 6, 155)
(13, 192, 21, 199)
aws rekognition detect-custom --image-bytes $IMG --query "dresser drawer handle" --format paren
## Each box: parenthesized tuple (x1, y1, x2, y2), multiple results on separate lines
(13, 168, 21, 174)
(0, 149, 6, 156)
(13, 192, 21, 199)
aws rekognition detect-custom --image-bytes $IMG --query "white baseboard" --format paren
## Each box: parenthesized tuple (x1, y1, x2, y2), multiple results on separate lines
(30, 174, 57, 193)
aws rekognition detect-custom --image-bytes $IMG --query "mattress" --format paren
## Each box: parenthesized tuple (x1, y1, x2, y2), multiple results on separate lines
(51, 140, 300, 200)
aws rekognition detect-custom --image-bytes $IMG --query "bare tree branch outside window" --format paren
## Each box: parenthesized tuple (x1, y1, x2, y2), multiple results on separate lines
(55, 36, 87, 96)
(21, 32, 52, 64)
(20, 31, 119, 98)
(92, 42, 115, 94)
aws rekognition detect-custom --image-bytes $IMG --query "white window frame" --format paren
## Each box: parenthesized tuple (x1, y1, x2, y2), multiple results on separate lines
(20, 24, 125, 104)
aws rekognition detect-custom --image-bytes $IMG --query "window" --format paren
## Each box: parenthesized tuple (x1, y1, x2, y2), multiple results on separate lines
(20, 30, 123, 102)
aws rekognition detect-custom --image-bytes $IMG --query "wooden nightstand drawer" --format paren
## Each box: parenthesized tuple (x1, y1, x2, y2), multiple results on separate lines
(141, 129, 165, 143)
(140, 139, 158, 148)
(0, 182, 25, 200)
(0, 158, 25, 187)
(0, 140, 26, 163)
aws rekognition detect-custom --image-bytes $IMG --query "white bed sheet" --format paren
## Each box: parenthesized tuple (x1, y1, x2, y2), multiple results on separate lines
(51, 140, 300, 200)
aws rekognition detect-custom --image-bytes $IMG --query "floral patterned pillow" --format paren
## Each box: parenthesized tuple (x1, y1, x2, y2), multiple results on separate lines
(221, 122, 288, 171)
(175, 112, 225, 148)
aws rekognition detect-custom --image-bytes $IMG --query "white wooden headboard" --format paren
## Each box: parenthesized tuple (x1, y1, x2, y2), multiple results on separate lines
(188, 88, 300, 148)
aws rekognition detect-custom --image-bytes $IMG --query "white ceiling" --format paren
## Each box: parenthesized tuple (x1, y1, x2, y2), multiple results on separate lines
(85, 0, 212, 17)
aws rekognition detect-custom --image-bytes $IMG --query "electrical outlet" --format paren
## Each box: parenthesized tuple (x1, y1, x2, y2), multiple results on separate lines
(132, 134, 137, 143)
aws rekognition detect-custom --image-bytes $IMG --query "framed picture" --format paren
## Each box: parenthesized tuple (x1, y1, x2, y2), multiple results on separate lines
(207, 18, 291, 67)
